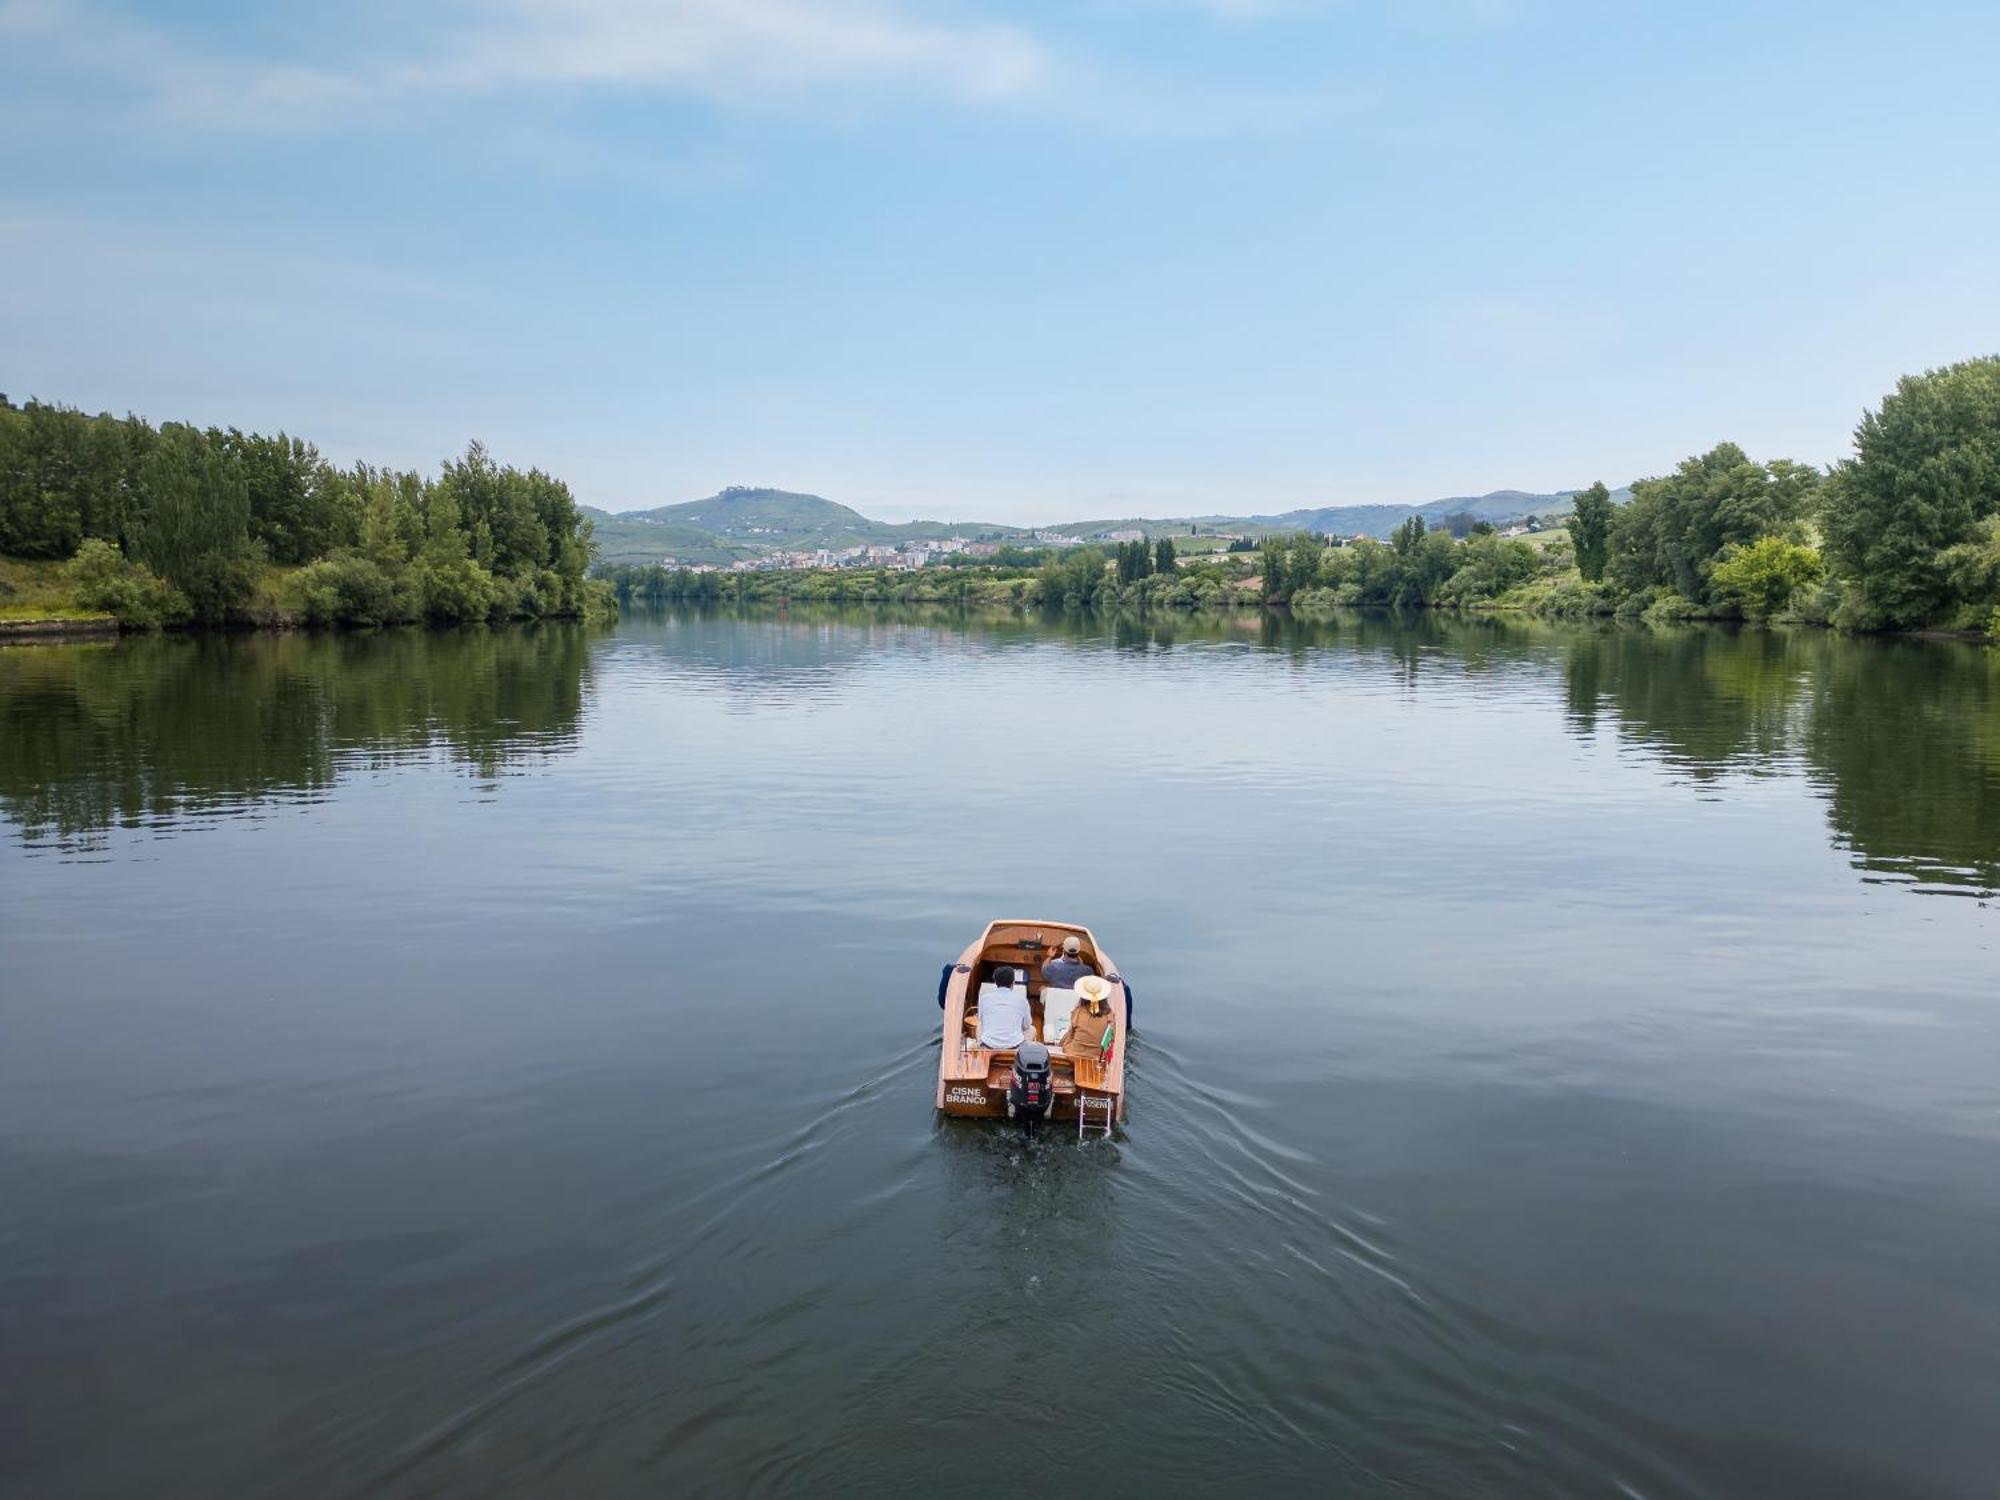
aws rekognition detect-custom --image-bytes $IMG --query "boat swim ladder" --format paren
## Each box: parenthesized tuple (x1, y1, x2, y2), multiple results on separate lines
(1078, 1092, 1114, 1139)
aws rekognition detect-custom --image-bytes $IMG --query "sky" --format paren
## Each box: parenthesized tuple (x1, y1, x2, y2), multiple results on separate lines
(2, 1, 1997, 524)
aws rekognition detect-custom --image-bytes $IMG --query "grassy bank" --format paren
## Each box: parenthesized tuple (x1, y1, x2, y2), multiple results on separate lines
(2, 551, 616, 637)
(0, 557, 114, 629)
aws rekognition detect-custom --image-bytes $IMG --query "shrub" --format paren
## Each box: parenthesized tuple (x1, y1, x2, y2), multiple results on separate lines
(1937, 516, 2000, 624)
(485, 571, 531, 622)
(288, 552, 401, 627)
(1434, 534, 1538, 605)
(417, 555, 498, 622)
(1531, 577, 1616, 618)
(1641, 591, 1704, 625)
(59, 538, 189, 629)
(1788, 577, 1844, 627)
(581, 578, 620, 621)
(1709, 536, 1824, 619)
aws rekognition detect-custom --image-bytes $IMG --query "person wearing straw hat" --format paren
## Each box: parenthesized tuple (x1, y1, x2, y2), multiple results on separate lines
(1064, 975, 1117, 1061)
(1039, 934, 1094, 991)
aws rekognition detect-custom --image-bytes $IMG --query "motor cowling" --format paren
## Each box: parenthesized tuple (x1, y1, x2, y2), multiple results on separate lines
(1007, 1041, 1054, 1119)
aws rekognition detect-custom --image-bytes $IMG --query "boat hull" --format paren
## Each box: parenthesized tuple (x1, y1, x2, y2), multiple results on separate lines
(934, 919, 1129, 1127)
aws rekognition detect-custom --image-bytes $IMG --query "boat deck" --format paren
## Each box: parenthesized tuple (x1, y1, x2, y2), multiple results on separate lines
(973, 1054, 1108, 1092)
(936, 918, 1128, 1124)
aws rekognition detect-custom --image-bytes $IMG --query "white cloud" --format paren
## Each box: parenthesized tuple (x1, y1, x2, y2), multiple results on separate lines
(427, 0, 1043, 101)
(1100, 0, 1321, 19)
(0, 0, 1047, 129)
(1100, 0, 1523, 24)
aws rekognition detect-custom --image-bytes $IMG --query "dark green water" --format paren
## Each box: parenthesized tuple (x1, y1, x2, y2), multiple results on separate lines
(2, 609, 1996, 1498)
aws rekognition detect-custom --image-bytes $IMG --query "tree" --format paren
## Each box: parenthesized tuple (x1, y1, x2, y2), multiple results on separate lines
(218, 428, 338, 565)
(1395, 529, 1460, 607)
(1039, 545, 1108, 608)
(1709, 535, 1823, 618)
(1569, 480, 1614, 582)
(132, 424, 259, 622)
(1115, 539, 1154, 585)
(1437, 533, 1538, 603)
(1607, 443, 1819, 603)
(1391, 514, 1426, 558)
(1821, 357, 2000, 627)
(1154, 536, 1177, 574)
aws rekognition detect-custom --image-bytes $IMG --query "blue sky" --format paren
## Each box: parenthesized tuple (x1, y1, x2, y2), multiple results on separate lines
(3, 0, 1996, 523)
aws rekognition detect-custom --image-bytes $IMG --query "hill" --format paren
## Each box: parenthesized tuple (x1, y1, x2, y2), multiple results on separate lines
(585, 483, 1631, 567)
(580, 509, 762, 567)
(1259, 488, 1617, 539)
(1037, 490, 1623, 544)
(627, 487, 871, 542)
(586, 486, 1032, 563)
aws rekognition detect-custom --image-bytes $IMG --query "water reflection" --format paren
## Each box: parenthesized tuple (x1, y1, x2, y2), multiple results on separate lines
(1804, 638, 2000, 894)
(641, 605, 1998, 899)
(4, 609, 1997, 896)
(1561, 626, 1811, 776)
(6, 607, 1998, 1498)
(0, 626, 596, 852)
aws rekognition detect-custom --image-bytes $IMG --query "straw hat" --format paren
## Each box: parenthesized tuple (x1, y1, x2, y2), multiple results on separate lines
(1075, 975, 1112, 1009)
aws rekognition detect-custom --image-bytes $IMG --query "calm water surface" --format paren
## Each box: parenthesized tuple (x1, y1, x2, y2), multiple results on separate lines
(2, 609, 1997, 1498)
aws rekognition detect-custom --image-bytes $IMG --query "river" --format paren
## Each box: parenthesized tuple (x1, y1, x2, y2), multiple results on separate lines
(2, 609, 1996, 1498)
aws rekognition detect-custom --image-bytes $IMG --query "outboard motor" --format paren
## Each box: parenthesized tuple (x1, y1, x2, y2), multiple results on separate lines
(1007, 1041, 1055, 1132)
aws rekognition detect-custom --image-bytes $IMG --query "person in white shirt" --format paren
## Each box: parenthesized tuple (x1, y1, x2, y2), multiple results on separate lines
(975, 967, 1035, 1050)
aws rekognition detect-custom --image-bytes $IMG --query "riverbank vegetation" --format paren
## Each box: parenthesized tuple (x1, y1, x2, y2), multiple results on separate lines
(12, 357, 1994, 638)
(1279, 358, 2000, 634)
(0, 398, 614, 630)
(599, 359, 1999, 637)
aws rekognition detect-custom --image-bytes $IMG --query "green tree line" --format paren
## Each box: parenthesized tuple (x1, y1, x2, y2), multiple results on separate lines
(604, 358, 2000, 634)
(1261, 357, 2000, 633)
(0, 396, 613, 629)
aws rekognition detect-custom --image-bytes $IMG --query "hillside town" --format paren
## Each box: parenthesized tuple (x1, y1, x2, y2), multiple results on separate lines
(653, 520, 1548, 574)
(663, 529, 1139, 574)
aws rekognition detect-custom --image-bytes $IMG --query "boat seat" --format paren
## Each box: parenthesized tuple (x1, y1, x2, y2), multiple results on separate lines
(975, 981, 1026, 1019)
(1041, 988, 1077, 1045)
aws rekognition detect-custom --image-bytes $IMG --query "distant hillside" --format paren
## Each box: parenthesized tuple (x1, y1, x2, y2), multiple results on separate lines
(586, 486, 1029, 565)
(580, 508, 760, 567)
(1041, 515, 1251, 540)
(585, 483, 1631, 567)
(609, 487, 1022, 552)
(628, 487, 870, 540)
(1035, 490, 1627, 544)
(1260, 488, 1623, 539)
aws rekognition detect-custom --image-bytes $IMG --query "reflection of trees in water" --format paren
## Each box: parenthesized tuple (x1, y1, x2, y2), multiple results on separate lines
(1561, 627, 1814, 778)
(0, 626, 594, 846)
(653, 607, 2000, 896)
(642, 604, 1569, 699)
(1803, 640, 2000, 893)
(625, 604, 1041, 700)
(1562, 625, 2000, 894)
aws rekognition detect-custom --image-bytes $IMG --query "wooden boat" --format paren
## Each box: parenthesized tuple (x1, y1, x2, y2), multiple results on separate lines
(935, 919, 1131, 1134)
